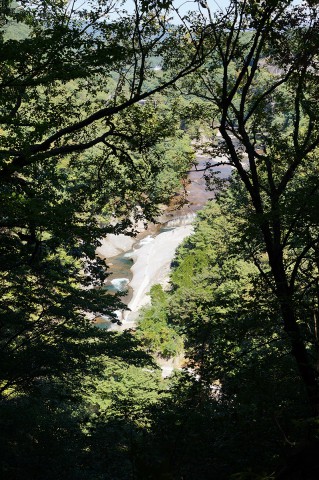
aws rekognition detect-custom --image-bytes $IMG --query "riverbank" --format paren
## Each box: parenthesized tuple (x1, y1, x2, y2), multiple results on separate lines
(96, 154, 233, 330)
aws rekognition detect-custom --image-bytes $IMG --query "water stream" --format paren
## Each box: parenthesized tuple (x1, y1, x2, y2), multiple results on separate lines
(97, 156, 233, 329)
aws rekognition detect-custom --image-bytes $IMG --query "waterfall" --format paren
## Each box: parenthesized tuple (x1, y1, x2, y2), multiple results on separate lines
(162, 213, 197, 229)
(110, 277, 129, 292)
(97, 155, 234, 329)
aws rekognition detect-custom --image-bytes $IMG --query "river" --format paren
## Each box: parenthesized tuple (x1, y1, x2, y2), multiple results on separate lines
(95, 155, 233, 330)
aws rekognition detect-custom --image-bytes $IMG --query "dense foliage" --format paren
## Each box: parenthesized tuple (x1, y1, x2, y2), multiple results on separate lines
(2, 0, 319, 479)
(158, 195, 308, 478)
(135, 284, 183, 359)
(0, 1, 198, 477)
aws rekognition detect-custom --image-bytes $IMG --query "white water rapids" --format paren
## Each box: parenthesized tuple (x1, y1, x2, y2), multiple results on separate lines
(96, 155, 233, 331)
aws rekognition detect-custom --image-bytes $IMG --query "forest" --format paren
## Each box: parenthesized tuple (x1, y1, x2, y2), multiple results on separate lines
(1, 0, 319, 478)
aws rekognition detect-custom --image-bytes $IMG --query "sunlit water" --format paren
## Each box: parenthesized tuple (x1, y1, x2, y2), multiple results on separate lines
(96, 158, 233, 329)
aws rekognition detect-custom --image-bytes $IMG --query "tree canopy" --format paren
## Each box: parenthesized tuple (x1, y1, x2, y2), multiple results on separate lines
(2, 0, 319, 479)
(0, 1, 202, 476)
(182, 0, 319, 416)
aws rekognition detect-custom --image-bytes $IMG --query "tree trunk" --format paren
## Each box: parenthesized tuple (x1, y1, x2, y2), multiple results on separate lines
(269, 248, 319, 416)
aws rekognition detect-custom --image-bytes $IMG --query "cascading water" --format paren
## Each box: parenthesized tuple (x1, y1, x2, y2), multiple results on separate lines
(110, 278, 130, 292)
(96, 156, 234, 330)
(162, 213, 197, 229)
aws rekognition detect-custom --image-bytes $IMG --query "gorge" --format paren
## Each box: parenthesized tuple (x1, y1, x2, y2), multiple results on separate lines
(96, 154, 233, 329)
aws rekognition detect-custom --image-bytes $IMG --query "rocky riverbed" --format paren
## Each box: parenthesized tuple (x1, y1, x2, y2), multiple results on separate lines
(96, 155, 233, 329)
